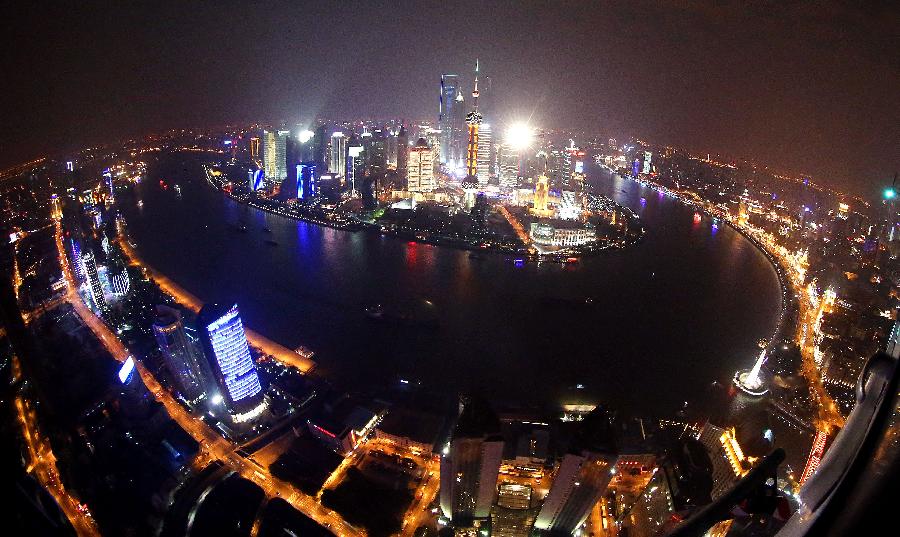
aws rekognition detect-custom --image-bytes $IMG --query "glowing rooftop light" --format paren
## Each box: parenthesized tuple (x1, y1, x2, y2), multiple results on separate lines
(505, 122, 534, 150)
(298, 130, 314, 144)
(884, 188, 896, 200)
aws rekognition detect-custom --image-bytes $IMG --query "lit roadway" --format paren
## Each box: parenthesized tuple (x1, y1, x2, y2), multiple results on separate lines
(796, 285, 844, 433)
(497, 205, 536, 253)
(326, 438, 442, 536)
(626, 172, 846, 433)
(15, 388, 100, 536)
(54, 219, 362, 536)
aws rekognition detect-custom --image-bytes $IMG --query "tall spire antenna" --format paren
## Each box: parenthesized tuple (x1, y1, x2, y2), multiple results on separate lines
(472, 59, 480, 110)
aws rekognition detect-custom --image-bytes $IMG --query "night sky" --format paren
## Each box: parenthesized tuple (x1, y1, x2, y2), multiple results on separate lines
(3, 1, 898, 197)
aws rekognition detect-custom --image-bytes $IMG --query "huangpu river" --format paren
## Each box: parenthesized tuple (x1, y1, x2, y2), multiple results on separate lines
(118, 153, 782, 418)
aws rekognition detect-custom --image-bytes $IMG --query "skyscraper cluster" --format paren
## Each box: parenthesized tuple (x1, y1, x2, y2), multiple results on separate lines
(154, 302, 267, 422)
(440, 399, 619, 535)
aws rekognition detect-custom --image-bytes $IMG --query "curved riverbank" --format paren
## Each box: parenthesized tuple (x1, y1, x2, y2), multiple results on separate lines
(117, 152, 782, 416)
(622, 171, 792, 358)
(117, 232, 316, 373)
(204, 164, 643, 260)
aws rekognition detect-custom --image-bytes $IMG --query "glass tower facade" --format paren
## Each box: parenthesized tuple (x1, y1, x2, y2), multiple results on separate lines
(198, 303, 263, 415)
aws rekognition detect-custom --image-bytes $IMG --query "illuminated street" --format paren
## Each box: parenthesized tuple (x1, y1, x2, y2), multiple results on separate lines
(15, 392, 100, 537)
(53, 219, 362, 536)
(4, 8, 898, 534)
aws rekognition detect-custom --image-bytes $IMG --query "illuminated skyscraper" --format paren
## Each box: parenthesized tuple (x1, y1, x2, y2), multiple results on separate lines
(396, 125, 409, 181)
(153, 306, 209, 402)
(81, 249, 108, 312)
(330, 132, 347, 177)
(197, 303, 265, 418)
(439, 74, 467, 168)
(347, 136, 364, 195)
(440, 400, 504, 525)
(263, 130, 288, 187)
(70, 238, 86, 283)
(440, 397, 504, 526)
(464, 60, 483, 182)
(642, 151, 653, 174)
(296, 162, 318, 200)
(476, 123, 492, 186)
(407, 138, 435, 192)
(498, 144, 520, 189)
(535, 409, 618, 534)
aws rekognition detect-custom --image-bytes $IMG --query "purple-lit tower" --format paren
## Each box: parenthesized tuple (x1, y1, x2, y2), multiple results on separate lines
(197, 303, 265, 420)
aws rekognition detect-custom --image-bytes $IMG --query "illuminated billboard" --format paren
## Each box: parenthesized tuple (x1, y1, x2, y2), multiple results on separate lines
(118, 356, 136, 384)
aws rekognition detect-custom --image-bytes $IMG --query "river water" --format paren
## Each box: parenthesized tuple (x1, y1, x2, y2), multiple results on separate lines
(118, 153, 782, 418)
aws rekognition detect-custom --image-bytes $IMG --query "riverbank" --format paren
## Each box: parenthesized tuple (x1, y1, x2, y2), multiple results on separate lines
(205, 164, 643, 261)
(116, 231, 316, 373)
(616, 169, 793, 357)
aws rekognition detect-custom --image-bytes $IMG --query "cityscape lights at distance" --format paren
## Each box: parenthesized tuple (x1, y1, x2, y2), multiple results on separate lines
(505, 122, 534, 150)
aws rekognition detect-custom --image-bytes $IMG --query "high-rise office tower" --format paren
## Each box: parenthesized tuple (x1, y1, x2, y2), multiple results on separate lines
(312, 124, 328, 170)
(498, 144, 520, 189)
(153, 305, 209, 402)
(330, 132, 347, 178)
(263, 130, 288, 187)
(439, 74, 459, 165)
(249, 137, 260, 160)
(424, 128, 442, 176)
(81, 249, 108, 312)
(296, 162, 318, 200)
(440, 397, 504, 526)
(476, 123, 492, 186)
(407, 138, 435, 192)
(197, 303, 265, 419)
(608, 138, 617, 151)
(535, 409, 618, 534)
(396, 125, 409, 181)
(366, 129, 388, 177)
(464, 60, 483, 182)
(439, 74, 468, 168)
(347, 135, 364, 195)
(70, 238, 86, 283)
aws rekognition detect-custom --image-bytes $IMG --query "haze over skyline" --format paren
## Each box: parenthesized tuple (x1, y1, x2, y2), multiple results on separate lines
(3, 1, 898, 198)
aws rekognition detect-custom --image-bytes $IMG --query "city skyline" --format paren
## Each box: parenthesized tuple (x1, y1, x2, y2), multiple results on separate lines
(2, 4, 899, 536)
(2, 2, 898, 198)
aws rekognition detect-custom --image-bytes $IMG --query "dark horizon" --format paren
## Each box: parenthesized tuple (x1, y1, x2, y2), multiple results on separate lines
(3, 1, 898, 198)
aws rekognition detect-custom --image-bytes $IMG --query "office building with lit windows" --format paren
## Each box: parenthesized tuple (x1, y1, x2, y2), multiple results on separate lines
(439, 74, 467, 167)
(440, 397, 504, 526)
(81, 249, 108, 312)
(477, 123, 493, 186)
(153, 305, 210, 402)
(535, 409, 618, 534)
(263, 130, 288, 187)
(197, 303, 265, 419)
(330, 132, 347, 178)
(407, 138, 435, 192)
(296, 162, 318, 200)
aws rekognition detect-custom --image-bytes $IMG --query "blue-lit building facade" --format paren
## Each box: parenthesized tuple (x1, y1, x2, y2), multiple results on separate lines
(297, 162, 318, 200)
(197, 303, 265, 419)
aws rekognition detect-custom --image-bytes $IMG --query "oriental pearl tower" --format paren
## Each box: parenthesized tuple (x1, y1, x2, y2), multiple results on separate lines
(461, 59, 483, 192)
